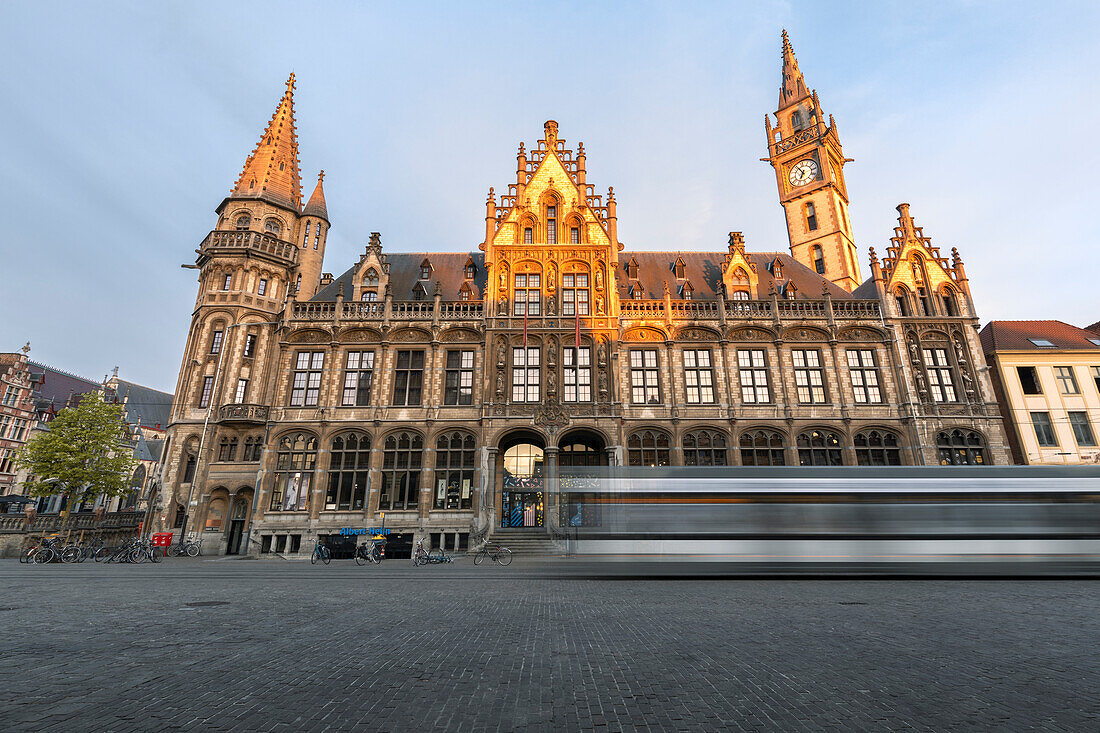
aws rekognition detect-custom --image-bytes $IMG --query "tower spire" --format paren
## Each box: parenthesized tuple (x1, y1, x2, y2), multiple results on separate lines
(303, 169, 328, 221)
(231, 73, 302, 210)
(779, 29, 809, 108)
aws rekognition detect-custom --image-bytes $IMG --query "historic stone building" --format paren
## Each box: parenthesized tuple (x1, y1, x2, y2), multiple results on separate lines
(159, 33, 1010, 557)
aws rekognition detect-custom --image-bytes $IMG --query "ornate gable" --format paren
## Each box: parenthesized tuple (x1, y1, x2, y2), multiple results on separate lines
(721, 232, 759, 298)
(880, 204, 965, 301)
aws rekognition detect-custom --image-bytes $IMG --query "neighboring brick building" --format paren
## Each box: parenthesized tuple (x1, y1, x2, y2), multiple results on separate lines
(980, 321, 1100, 465)
(160, 32, 1011, 557)
(0, 345, 36, 496)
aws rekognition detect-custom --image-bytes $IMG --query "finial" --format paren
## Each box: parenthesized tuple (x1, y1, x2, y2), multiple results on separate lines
(868, 246, 878, 264)
(20, 341, 30, 355)
(607, 186, 615, 201)
(518, 142, 525, 155)
(286, 72, 296, 93)
(577, 142, 585, 155)
(317, 169, 324, 184)
(951, 247, 963, 265)
(487, 186, 494, 201)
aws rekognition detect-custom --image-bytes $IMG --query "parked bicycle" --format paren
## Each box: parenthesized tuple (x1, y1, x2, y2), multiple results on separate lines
(30, 537, 66, 564)
(354, 536, 385, 565)
(169, 535, 202, 558)
(20, 535, 59, 563)
(414, 539, 454, 566)
(473, 544, 512, 566)
(61, 537, 104, 563)
(311, 539, 332, 565)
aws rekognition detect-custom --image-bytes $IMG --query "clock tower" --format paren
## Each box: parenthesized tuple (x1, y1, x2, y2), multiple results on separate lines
(764, 30, 861, 291)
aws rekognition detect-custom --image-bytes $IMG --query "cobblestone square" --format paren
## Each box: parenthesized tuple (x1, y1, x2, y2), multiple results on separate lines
(1, 559, 1097, 732)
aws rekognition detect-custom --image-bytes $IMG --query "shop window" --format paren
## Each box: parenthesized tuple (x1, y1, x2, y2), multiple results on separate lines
(740, 430, 785, 466)
(268, 433, 317, 511)
(797, 430, 844, 466)
(854, 430, 902, 466)
(936, 430, 988, 465)
(627, 430, 671, 467)
(683, 430, 728, 466)
(380, 432, 423, 510)
(434, 432, 475, 510)
(325, 433, 371, 511)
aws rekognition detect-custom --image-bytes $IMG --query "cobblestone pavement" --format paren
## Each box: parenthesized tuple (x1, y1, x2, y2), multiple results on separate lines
(0, 559, 1097, 732)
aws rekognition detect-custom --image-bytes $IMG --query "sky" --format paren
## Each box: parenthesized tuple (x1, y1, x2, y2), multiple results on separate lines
(2, 0, 1098, 393)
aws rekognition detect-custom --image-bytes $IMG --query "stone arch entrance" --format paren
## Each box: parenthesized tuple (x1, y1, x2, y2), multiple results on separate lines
(498, 430, 546, 529)
(225, 490, 252, 555)
(557, 429, 608, 528)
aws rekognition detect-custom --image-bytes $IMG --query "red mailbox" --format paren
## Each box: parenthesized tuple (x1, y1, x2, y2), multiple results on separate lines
(151, 532, 174, 548)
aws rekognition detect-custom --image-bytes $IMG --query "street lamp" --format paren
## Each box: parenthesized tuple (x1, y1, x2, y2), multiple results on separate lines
(177, 320, 279, 550)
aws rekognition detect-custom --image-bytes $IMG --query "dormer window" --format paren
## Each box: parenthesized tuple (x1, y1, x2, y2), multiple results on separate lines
(786, 287, 797, 300)
(412, 283, 427, 301)
(365, 269, 379, 287)
(264, 219, 281, 236)
(235, 214, 251, 230)
(626, 259, 638, 279)
(674, 259, 685, 279)
(680, 282, 694, 300)
(419, 261, 431, 280)
(773, 262, 783, 279)
(464, 262, 476, 279)
(631, 286, 643, 300)
(459, 283, 472, 301)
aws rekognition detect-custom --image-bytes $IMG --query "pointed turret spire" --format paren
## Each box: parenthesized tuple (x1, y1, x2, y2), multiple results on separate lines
(779, 30, 810, 108)
(303, 170, 328, 221)
(231, 74, 302, 210)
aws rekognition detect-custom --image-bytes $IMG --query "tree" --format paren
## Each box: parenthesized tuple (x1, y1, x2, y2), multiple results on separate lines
(16, 391, 136, 509)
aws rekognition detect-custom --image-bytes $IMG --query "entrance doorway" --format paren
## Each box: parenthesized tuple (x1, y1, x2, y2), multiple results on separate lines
(558, 430, 608, 528)
(501, 441, 544, 528)
(226, 495, 250, 555)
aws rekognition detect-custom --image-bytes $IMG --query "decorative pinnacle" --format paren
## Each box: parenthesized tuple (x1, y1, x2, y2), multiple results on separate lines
(317, 169, 324, 183)
(577, 142, 585, 155)
(286, 72, 296, 93)
(21, 341, 30, 355)
(607, 186, 615, 201)
(781, 29, 793, 56)
(487, 186, 494, 201)
(868, 246, 879, 264)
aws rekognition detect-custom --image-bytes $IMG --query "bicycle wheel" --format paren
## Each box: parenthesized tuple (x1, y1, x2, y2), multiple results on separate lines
(32, 548, 53, 565)
(369, 545, 381, 564)
(94, 546, 111, 562)
(473, 549, 487, 565)
(355, 549, 367, 566)
(130, 547, 145, 564)
(61, 547, 80, 563)
(495, 548, 513, 566)
(150, 548, 162, 563)
(19, 546, 35, 563)
(311, 549, 320, 565)
(321, 547, 331, 565)
(428, 548, 445, 564)
(186, 543, 199, 558)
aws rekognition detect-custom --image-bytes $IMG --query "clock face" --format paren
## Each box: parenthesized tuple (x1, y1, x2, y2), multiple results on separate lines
(788, 159, 819, 186)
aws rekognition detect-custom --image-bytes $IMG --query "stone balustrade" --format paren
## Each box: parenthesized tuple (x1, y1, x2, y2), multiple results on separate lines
(200, 230, 299, 265)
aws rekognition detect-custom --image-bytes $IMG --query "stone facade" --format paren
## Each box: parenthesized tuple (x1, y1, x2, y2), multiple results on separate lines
(159, 34, 1011, 557)
(0, 345, 35, 495)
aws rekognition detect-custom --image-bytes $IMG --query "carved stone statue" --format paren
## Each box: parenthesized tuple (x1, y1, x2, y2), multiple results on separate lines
(497, 341, 506, 368)
(908, 339, 920, 364)
(961, 370, 975, 393)
(597, 340, 607, 367)
(497, 297, 508, 316)
(953, 338, 968, 364)
(598, 368, 608, 396)
(547, 368, 557, 395)
(495, 370, 505, 395)
(595, 266, 603, 290)
(547, 341, 557, 367)
(595, 296, 605, 316)
(498, 269, 507, 292)
(546, 294, 556, 316)
(915, 371, 927, 394)
(547, 262, 556, 289)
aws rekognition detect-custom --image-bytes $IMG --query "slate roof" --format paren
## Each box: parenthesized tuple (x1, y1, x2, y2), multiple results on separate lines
(1086, 320, 1100, 335)
(311, 250, 848, 302)
(27, 361, 100, 413)
(979, 321, 1100, 354)
(109, 379, 174, 431)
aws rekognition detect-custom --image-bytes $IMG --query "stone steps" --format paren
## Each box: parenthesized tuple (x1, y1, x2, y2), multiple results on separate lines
(484, 531, 561, 555)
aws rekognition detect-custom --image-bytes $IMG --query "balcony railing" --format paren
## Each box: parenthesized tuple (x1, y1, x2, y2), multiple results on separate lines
(1, 510, 144, 534)
(217, 403, 270, 423)
(199, 230, 298, 265)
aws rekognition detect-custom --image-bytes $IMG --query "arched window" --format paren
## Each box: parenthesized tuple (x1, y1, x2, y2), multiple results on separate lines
(917, 287, 933, 316)
(205, 496, 227, 532)
(941, 287, 959, 317)
(546, 203, 557, 244)
(937, 430, 988, 465)
(805, 203, 819, 232)
(627, 430, 671, 467)
(854, 430, 902, 466)
(235, 214, 251, 230)
(264, 219, 281, 236)
(812, 244, 825, 274)
(325, 433, 371, 511)
(797, 430, 844, 466)
(682, 429, 728, 466)
(365, 269, 379, 287)
(731, 290, 750, 301)
(570, 225, 580, 244)
(242, 436, 263, 462)
(269, 433, 316, 511)
(381, 432, 423, 510)
(182, 440, 198, 483)
(361, 291, 378, 302)
(434, 432, 476, 509)
(303, 222, 311, 247)
(894, 287, 911, 317)
(524, 227, 533, 244)
(791, 111, 803, 130)
(217, 437, 238, 462)
(739, 430, 785, 466)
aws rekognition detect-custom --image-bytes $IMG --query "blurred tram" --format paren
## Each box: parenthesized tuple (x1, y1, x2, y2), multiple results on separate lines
(552, 466, 1100, 567)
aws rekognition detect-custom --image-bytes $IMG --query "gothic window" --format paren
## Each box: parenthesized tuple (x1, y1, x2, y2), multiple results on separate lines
(937, 429, 988, 465)
(342, 351, 376, 406)
(182, 442, 197, 482)
(812, 244, 825, 274)
(854, 430, 902, 466)
(791, 111, 803, 130)
(217, 437, 238, 462)
(392, 350, 425, 406)
(295, 274, 301, 293)
(739, 430, 785, 466)
(806, 203, 819, 232)
(210, 329, 224, 354)
(444, 350, 474, 405)
(434, 432, 476, 510)
(198, 376, 214, 408)
(629, 350, 661, 404)
(365, 269, 379, 287)
(793, 349, 827, 403)
(303, 222, 311, 247)
(894, 287, 911, 317)
(524, 227, 533, 244)
(546, 205, 557, 244)
(380, 432, 423, 510)
(242, 436, 263, 462)
(361, 291, 378, 302)
(683, 429, 728, 466)
(234, 378, 248, 402)
(289, 351, 325, 407)
(922, 348, 957, 402)
(731, 290, 750, 301)
(324, 433, 371, 511)
(562, 273, 589, 316)
(941, 287, 959, 316)
(737, 349, 771, 403)
(846, 349, 882, 404)
(514, 273, 541, 316)
(570, 226, 580, 244)
(628, 430, 671, 467)
(683, 350, 715, 404)
(269, 433, 317, 511)
(264, 219, 281, 236)
(257, 278, 268, 296)
(563, 346, 591, 402)
(314, 225, 321, 250)
(222, 274, 232, 290)
(235, 214, 251, 230)
(918, 287, 933, 316)
(512, 347, 540, 402)
(797, 430, 844, 466)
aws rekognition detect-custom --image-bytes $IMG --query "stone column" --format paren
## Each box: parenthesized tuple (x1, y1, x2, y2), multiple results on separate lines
(544, 446, 559, 531)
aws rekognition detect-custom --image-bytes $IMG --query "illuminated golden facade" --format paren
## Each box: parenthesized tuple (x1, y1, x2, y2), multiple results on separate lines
(159, 34, 1010, 557)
